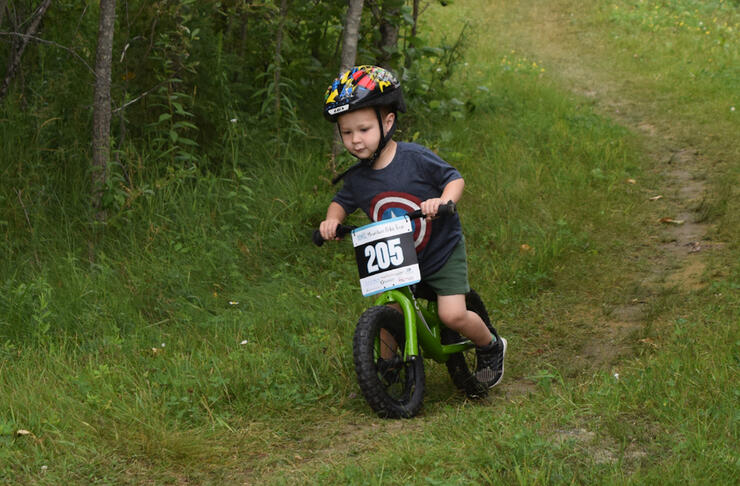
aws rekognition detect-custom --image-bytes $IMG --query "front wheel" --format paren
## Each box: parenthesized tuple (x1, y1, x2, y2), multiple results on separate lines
(442, 289, 497, 398)
(353, 305, 425, 418)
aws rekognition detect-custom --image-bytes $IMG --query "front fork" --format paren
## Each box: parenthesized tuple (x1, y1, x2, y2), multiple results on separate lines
(374, 287, 422, 361)
(374, 287, 472, 363)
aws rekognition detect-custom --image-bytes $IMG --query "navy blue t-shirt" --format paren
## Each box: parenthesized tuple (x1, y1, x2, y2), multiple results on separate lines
(333, 142, 464, 277)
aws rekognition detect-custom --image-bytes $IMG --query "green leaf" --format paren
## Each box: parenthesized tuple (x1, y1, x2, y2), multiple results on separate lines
(178, 137, 198, 147)
(172, 121, 198, 130)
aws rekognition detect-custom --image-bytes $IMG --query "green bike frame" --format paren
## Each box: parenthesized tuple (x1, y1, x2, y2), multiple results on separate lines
(373, 287, 474, 362)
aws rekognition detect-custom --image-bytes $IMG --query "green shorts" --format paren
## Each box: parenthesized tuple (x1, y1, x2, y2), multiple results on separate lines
(423, 237, 470, 296)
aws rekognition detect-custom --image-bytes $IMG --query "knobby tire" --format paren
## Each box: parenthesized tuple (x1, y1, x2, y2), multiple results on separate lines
(353, 305, 425, 418)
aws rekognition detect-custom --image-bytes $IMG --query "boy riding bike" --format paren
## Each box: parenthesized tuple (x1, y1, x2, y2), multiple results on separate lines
(319, 65, 507, 388)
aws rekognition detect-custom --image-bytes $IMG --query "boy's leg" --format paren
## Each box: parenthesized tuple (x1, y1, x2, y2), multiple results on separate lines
(438, 293, 507, 388)
(437, 294, 493, 347)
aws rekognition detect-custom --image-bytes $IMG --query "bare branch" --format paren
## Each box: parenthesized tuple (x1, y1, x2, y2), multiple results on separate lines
(365, 0, 382, 23)
(112, 72, 175, 113)
(0, 31, 96, 77)
(0, 0, 53, 99)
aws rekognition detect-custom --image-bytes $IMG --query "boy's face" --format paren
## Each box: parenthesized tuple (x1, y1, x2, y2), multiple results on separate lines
(337, 107, 395, 159)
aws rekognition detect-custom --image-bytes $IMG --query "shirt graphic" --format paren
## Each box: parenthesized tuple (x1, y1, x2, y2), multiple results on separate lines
(370, 191, 431, 252)
(332, 142, 463, 277)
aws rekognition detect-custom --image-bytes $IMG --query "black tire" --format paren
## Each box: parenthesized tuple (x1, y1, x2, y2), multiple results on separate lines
(441, 289, 496, 398)
(353, 305, 425, 418)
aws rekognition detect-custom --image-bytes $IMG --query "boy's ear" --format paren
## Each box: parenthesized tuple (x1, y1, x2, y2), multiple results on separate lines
(383, 111, 396, 128)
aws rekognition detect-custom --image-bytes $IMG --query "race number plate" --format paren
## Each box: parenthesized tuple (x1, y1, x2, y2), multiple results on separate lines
(351, 216, 420, 297)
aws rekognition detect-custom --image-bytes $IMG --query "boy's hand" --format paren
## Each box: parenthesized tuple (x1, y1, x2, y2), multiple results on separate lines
(420, 198, 444, 221)
(319, 218, 343, 241)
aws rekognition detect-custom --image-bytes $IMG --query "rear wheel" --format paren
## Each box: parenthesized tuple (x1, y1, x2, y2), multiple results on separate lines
(441, 289, 495, 398)
(353, 305, 425, 418)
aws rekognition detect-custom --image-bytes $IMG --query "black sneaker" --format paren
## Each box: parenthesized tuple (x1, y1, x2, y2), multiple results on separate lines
(475, 338, 507, 388)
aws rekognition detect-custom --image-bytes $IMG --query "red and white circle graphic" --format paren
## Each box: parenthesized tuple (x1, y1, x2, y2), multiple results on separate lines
(370, 191, 431, 251)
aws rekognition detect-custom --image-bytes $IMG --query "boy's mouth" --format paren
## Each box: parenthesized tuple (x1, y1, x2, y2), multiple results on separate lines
(353, 147, 369, 156)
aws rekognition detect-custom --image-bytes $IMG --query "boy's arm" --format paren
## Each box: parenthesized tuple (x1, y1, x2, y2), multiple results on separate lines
(421, 178, 465, 218)
(440, 178, 464, 204)
(319, 202, 348, 241)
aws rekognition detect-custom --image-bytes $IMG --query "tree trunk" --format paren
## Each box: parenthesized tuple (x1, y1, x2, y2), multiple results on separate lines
(376, 0, 400, 69)
(0, 0, 52, 101)
(404, 0, 420, 68)
(366, 0, 401, 69)
(238, 12, 248, 71)
(91, 0, 116, 223)
(273, 0, 289, 145)
(339, 0, 364, 75)
(412, 0, 419, 39)
(330, 0, 365, 171)
(0, 0, 8, 30)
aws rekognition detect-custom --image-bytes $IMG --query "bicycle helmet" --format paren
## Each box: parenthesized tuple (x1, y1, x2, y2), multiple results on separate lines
(323, 65, 406, 122)
(323, 66, 406, 184)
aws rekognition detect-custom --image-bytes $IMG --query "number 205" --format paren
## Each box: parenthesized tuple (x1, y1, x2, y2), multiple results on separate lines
(365, 238, 404, 274)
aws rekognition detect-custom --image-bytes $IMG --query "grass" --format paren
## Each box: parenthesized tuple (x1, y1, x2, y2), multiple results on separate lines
(1, 0, 739, 484)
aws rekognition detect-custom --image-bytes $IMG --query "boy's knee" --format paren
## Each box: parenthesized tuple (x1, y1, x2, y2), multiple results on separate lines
(438, 306, 468, 330)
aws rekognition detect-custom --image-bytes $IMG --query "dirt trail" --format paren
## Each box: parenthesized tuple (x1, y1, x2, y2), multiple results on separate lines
(484, 1, 718, 374)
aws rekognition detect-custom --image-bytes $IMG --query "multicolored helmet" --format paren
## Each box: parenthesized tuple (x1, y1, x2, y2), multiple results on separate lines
(323, 65, 406, 122)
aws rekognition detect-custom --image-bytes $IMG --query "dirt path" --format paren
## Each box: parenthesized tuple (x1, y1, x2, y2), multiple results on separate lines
(478, 0, 721, 372)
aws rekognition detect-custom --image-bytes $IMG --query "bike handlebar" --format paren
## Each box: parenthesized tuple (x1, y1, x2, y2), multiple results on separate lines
(312, 201, 456, 247)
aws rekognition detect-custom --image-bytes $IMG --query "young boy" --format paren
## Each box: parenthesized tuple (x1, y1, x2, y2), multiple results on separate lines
(319, 65, 506, 388)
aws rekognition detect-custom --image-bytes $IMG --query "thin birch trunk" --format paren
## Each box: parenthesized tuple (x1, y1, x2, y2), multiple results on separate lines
(91, 0, 116, 223)
(273, 0, 288, 149)
(0, 0, 8, 29)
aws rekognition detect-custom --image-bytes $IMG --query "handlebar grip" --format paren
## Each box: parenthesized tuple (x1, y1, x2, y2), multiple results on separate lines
(312, 230, 326, 247)
(437, 200, 457, 217)
(312, 224, 357, 246)
(336, 225, 355, 238)
(407, 200, 457, 220)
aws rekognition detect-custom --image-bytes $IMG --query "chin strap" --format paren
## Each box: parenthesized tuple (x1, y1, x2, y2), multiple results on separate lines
(331, 108, 397, 185)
